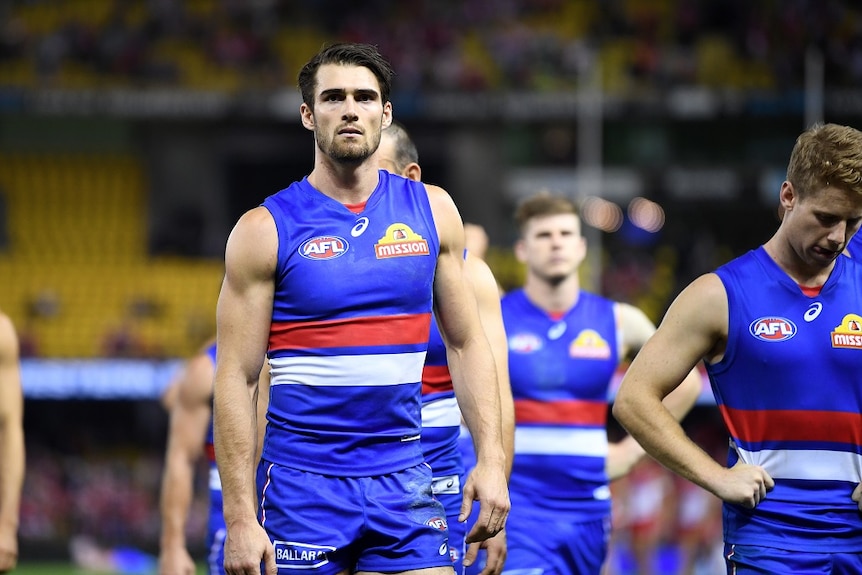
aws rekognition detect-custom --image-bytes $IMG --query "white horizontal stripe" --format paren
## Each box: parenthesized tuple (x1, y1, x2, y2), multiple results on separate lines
(736, 446, 862, 483)
(422, 396, 462, 428)
(514, 426, 608, 457)
(269, 352, 426, 387)
(209, 466, 222, 491)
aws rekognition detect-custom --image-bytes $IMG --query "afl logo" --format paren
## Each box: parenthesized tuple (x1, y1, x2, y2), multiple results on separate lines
(299, 236, 348, 260)
(509, 333, 543, 353)
(749, 317, 797, 341)
(426, 517, 448, 532)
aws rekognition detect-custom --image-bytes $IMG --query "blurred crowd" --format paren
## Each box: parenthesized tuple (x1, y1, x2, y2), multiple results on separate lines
(0, 0, 861, 93)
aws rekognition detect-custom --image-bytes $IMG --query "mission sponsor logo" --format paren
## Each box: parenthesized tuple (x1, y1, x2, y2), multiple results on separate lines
(831, 313, 862, 349)
(273, 540, 335, 569)
(569, 329, 612, 359)
(298, 236, 348, 260)
(749, 317, 796, 342)
(374, 223, 430, 259)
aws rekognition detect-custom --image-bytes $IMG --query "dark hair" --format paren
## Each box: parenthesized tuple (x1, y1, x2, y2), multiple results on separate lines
(514, 192, 579, 235)
(787, 123, 862, 200)
(382, 121, 419, 172)
(297, 43, 394, 110)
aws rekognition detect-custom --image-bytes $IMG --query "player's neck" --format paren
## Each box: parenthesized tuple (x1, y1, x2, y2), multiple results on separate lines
(523, 273, 580, 314)
(308, 156, 380, 205)
(763, 237, 835, 288)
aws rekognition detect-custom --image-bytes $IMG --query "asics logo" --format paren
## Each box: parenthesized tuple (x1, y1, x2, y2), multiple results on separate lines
(804, 302, 822, 322)
(351, 217, 369, 237)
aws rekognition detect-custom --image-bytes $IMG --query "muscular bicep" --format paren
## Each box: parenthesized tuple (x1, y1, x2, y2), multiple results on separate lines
(216, 207, 278, 383)
(169, 353, 216, 459)
(624, 274, 727, 397)
(427, 185, 478, 349)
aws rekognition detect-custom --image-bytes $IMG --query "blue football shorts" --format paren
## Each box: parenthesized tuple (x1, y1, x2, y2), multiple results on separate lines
(725, 543, 862, 575)
(501, 515, 609, 575)
(257, 459, 454, 575)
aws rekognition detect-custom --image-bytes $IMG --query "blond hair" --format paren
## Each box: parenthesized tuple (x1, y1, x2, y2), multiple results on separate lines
(787, 123, 862, 199)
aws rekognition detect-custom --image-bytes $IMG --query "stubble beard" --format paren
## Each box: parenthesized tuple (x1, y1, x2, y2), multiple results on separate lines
(318, 127, 381, 166)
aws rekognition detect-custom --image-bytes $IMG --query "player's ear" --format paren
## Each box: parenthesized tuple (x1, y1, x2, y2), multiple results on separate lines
(514, 239, 527, 263)
(779, 181, 796, 213)
(381, 102, 393, 129)
(300, 103, 315, 131)
(403, 162, 421, 182)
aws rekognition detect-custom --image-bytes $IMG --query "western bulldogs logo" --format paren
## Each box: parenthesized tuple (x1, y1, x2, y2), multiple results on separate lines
(298, 236, 349, 260)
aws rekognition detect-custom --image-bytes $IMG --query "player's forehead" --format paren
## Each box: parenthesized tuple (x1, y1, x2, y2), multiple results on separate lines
(525, 213, 581, 235)
(803, 185, 862, 218)
(314, 63, 381, 96)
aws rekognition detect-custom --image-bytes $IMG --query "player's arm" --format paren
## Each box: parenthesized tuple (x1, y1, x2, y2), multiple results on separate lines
(213, 206, 278, 574)
(606, 303, 703, 480)
(466, 254, 514, 477)
(0, 315, 23, 574)
(612, 274, 773, 507)
(158, 352, 215, 575)
(462, 254, 512, 575)
(426, 185, 510, 543)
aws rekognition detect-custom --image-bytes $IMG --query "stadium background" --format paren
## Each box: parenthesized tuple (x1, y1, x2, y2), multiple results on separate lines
(1, 0, 859, 572)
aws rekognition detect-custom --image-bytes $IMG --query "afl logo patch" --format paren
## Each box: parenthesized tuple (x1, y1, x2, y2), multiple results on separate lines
(509, 333, 543, 353)
(298, 236, 348, 260)
(426, 516, 448, 531)
(749, 317, 797, 341)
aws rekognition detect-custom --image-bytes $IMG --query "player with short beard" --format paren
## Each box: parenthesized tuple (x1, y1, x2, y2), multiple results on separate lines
(213, 43, 509, 575)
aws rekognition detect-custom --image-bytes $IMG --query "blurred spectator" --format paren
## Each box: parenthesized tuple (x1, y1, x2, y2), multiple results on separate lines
(102, 318, 147, 358)
(4, 0, 862, 93)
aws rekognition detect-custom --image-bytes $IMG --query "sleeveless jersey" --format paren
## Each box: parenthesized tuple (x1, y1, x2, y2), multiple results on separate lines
(503, 288, 619, 519)
(261, 170, 440, 477)
(710, 247, 862, 552)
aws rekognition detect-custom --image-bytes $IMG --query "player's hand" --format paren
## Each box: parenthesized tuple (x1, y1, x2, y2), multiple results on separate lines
(158, 545, 196, 575)
(460, 461, 510, 544)
(713, 461, 774, 509)
(223, 519, 277, 575)
(851, 483, 862, 511)
(464, 529, 507, 575)
(0, 527, 17, 574)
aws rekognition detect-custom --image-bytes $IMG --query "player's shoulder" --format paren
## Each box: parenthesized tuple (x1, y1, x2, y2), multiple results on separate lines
(681, 272, 727, 302)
